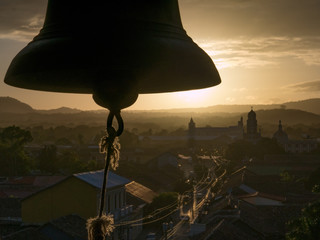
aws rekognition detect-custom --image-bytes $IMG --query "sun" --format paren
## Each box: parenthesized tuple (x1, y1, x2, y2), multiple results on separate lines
(173, 88, 213, 107)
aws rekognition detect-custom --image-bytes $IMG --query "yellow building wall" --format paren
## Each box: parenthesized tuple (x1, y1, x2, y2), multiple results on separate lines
(22, 177, 98, 224)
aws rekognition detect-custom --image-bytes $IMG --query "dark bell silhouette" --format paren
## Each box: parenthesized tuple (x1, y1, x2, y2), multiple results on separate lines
(4, 0, 221, 110)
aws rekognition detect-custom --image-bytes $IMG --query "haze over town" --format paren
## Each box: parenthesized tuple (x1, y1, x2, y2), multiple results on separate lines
(1, 1, 320, 240)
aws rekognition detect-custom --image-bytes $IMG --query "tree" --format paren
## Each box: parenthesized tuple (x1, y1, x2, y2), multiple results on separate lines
(280, 171, 294, 182)
(55, 137, 73, 146)
(254, 137, 284, 158)
(224, 140, 253, 162)
(141, 128, 153, 136)
(305, 167, 320, 191)
(120, 130, 139, 147)
(312, 185, 320, 193)
(37, 145, 58, 173)
(224, 138, 284, 163)
(286, 201, 320, 240)
(0, 126, 33, 175)
(85, 159, 100, 172)
(58, 149, 84, 174)
(77, 134, 84, 145)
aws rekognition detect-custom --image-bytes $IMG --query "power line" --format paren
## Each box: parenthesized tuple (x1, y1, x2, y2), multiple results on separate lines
(114, 200, 178, 227)
(130, 208, 178, 227)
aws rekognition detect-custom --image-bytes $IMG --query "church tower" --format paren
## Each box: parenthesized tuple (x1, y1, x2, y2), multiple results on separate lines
(238, 116, 244, 128)
(244, 108, 261, 141)
(273, 120, 289, 145)
(188, 118, 196, 147)
(247, 107, 257, 135)
(188, 118, 196, 137)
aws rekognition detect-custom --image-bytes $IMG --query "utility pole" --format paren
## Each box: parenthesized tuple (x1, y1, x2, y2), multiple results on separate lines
(179, 194, 183, 217)
(192, 185, 197, 222)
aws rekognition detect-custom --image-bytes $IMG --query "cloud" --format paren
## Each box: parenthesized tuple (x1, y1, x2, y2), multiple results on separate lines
(180, 0, 320, 38)
(284, 80, 320, 92)
(1, 0, 319, 41)
(198, 36, 320, 69)
(1, 0, 319, 72)
(0, 0, 46, 41)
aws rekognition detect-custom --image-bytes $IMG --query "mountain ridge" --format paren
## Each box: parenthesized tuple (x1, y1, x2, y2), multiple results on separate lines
(0, 97, 319, 130)
(0, 96, 320, 115)
(0, 96, 34, 113)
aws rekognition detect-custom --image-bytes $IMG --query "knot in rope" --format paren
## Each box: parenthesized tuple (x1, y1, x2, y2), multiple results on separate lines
(99, 126, 120, 170)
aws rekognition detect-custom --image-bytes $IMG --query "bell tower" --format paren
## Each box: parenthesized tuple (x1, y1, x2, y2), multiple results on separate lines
(188, 118, 196, 148)
(244, 107, 261, 141)
(188, 118, 196, 137)
(247, 107, 258, 135)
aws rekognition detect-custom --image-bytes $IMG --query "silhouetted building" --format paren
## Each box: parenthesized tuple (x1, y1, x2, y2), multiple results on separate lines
(243, 108, 261, 141)
(238, 116, 244, 129)
(272, 120, 289, 145)
(285, 140, 318, 153)
(20, 170, 151, 240)
(187, 117, 244, 141)
(188, 118, 196, 147)
(188, 117, 196, 137)
(187, 108, 265, 143)
(273, 120, 318, 153)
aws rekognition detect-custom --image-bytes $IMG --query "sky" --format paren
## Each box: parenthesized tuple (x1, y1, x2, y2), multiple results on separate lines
(0, 0, 320, 110)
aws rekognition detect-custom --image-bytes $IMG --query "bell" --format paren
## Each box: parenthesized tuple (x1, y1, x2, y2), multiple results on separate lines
(4, 0, 221, 110)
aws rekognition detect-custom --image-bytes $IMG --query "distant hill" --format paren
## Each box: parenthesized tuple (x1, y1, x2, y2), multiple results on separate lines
(255, 109, 320, 125)
(202, 104, 281, 113)
(150, 98, 320, 115)
(0, 97, 319, 130)
(37, 107, 83, 114)
(0, 96, 34, 113)
(283, 99, 320, 115)
(0, 97, 84, 115)
(140, 103, 282, 114)
(1, 96, 319, 115)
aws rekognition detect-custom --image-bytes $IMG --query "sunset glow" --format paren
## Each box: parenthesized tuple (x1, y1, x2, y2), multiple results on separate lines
(0, 0, 319, 110)
(174, 88, 213, 106)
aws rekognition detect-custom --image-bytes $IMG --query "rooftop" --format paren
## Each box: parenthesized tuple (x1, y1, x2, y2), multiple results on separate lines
(39, 214, 87, 240)
(3, 228, 50, 240)
(238, 192, 286, 206)
(74, 170, 131, 189)
(125, 181, 157, 204)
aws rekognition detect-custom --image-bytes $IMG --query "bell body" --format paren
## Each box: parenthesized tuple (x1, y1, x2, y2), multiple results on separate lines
(4, 0, 221, 109)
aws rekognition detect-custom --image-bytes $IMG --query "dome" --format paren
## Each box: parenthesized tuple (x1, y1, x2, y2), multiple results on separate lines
(248, 108, 256, 118)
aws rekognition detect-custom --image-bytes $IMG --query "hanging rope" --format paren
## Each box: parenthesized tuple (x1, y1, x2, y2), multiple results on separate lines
(87, 110, 123, 240)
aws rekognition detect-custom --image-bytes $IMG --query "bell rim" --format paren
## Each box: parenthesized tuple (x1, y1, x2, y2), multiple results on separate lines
(5, 35, 221, 94)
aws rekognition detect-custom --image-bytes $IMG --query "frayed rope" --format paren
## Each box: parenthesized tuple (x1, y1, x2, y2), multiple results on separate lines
(86, 111, 123, 240)
(86, 127, 121, 240)
(99, 133, 120, 170)
(87, 214, 115, 240)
